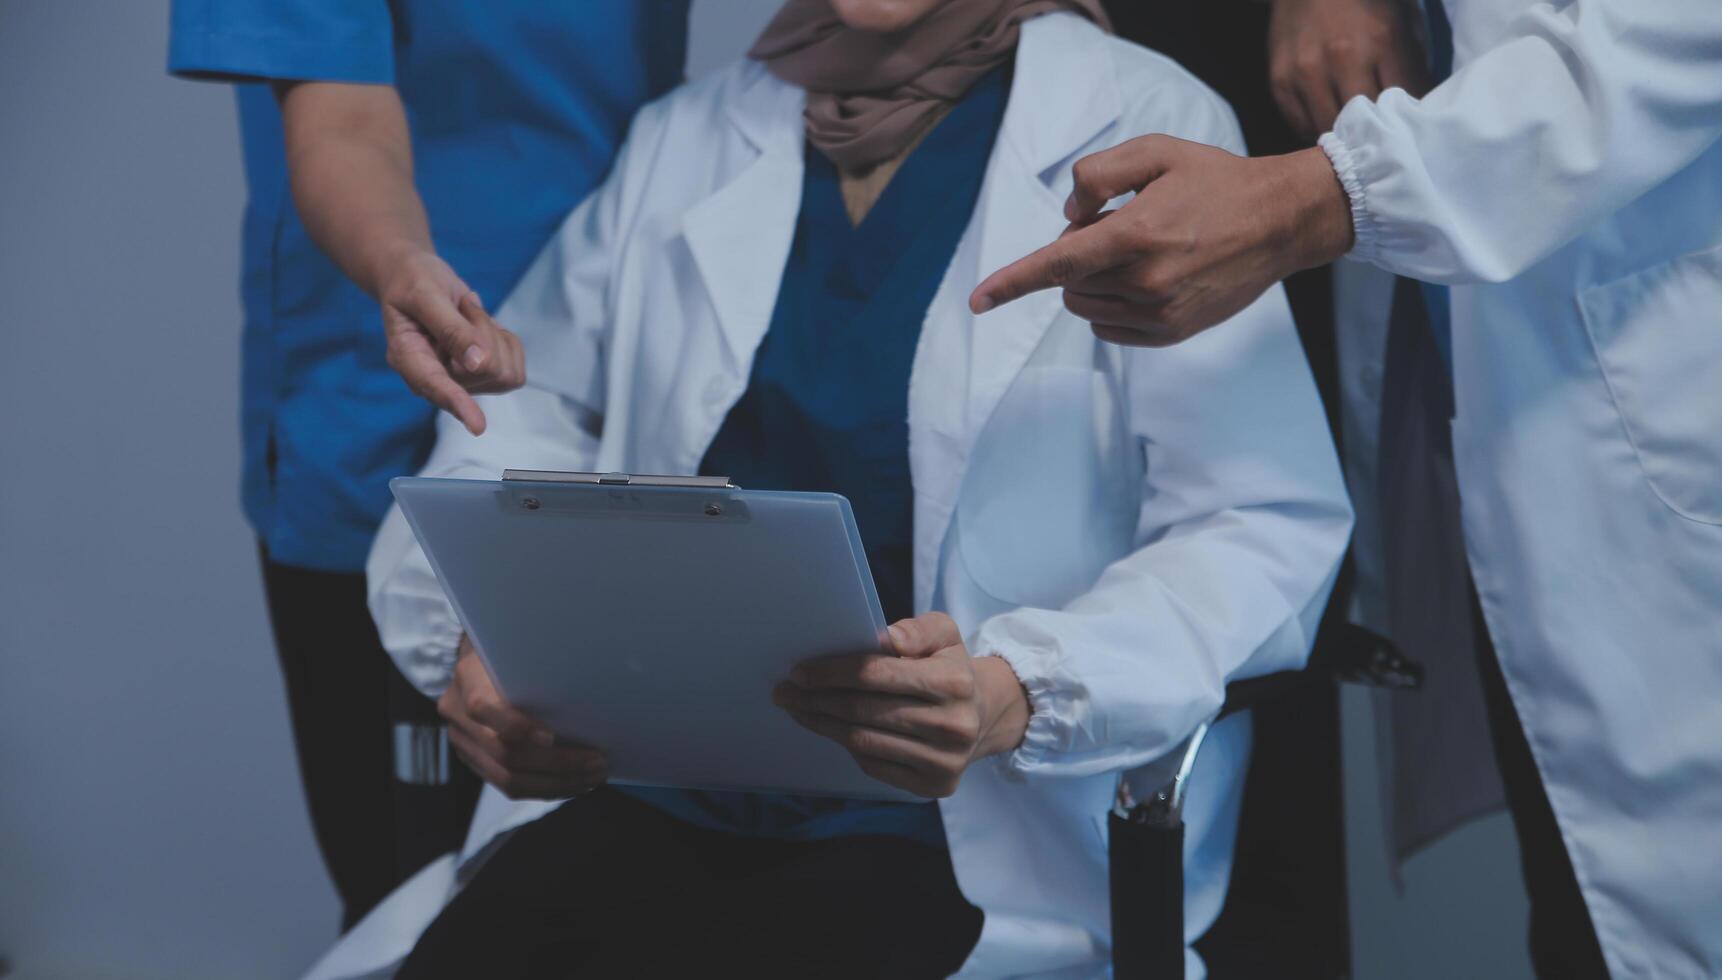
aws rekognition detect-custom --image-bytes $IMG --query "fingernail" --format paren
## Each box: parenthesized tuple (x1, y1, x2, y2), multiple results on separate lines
(532, 728, 554, 748)
(972, 294, 995, 314)
(789, 667, 807, 686)
(463, 345, 486, 370)
(469, 291, 485, 310)
(887, 624, 906, 650)
(1064, 192, 1079, 221)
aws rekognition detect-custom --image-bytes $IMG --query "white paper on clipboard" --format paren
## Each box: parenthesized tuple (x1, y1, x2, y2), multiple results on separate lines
(390, 472, 918, 802)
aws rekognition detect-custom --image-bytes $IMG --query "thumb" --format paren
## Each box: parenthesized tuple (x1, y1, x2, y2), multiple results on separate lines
(405, 287, 490, 372)
(886, 612, 963, 659)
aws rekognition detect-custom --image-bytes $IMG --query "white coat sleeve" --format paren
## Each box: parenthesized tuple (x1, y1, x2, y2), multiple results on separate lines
(1321, 0, 1722, 283)
(974, 289, 1352, 778)
(973, 94, 1355, 778)
(365, 392, 601, 698)
(364, 99, 663, 697)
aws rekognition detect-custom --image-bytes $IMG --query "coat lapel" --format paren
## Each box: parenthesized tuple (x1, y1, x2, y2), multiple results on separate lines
(910, 13, 1124, 613)
(681, 66, 807, 373)
(964, 13, 1122, 442)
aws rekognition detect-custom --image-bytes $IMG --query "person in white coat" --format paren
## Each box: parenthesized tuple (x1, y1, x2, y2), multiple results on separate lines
(974, 1, 1722, 977)
(332, 2, 1352, 978)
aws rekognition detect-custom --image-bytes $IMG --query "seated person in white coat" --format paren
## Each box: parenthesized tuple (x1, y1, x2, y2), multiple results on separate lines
(366, 0, 1352, 976)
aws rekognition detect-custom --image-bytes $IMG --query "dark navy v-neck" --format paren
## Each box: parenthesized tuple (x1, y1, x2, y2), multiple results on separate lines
(619, 66, 1010, 846)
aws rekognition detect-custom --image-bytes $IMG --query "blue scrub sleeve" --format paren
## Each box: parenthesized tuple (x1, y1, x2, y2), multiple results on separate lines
(168, 0, 394, 84)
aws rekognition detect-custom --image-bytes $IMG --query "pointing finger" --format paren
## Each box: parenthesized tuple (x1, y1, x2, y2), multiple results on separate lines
(385, 329, 487, 434)
(969, 219, 1132, 314)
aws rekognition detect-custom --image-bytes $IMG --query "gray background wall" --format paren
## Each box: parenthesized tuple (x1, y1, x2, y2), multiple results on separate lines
(0, 1, 1531, 977)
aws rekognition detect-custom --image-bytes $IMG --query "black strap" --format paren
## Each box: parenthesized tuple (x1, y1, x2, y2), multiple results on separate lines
(1110, 813, 1186, 980)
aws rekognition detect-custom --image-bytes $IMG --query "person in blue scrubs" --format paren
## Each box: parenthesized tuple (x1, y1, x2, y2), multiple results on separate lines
(168, 2, 689, 929)
(391, 34, 1029, 978)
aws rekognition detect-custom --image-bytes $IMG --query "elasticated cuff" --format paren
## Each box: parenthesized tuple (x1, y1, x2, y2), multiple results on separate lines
(975, 639, 1080, 778)
(1319, 130, 1380, 265)
(406, 608, 465, 698)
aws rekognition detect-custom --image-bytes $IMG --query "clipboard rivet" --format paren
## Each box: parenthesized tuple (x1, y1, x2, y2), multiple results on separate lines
(522, 496, 541, 511)
(704, 503, 723, 517)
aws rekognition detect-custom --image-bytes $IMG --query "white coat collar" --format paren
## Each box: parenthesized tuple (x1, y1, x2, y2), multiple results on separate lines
(711, 11, 1122, 166)
(997, 12, 1124, 178)
(957, 12, 1122, 455)
(680, 64, 806, 370)
(682, 13, 1120, 372)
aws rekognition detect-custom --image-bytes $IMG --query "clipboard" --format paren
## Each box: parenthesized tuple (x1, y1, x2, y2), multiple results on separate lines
(390, 471, 917, 802)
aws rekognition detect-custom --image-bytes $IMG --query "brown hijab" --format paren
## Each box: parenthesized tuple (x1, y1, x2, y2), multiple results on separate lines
(749, 0, 1110, 172)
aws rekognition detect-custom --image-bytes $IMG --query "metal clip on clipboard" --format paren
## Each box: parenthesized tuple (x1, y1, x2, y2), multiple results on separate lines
(499, 471, 746, 522)
(502, 470, 735, 489)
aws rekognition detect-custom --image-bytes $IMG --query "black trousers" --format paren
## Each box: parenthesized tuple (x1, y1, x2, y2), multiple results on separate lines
(397, 788, 984, 979)
(1472, 597, 1611, 979)
(259, 547, 480, 930)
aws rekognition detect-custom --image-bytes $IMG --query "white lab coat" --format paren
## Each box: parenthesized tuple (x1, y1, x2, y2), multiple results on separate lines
(1320, 0, 1722, 975)
(313, 15, 1351, 980)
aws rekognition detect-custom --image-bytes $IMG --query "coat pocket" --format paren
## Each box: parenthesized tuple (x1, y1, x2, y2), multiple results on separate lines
(955, 366, 1136, 609)
(1578, 243, 1722, 526)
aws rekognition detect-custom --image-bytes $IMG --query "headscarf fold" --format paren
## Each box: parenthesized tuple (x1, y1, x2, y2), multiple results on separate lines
(749, 0, 1110, 171)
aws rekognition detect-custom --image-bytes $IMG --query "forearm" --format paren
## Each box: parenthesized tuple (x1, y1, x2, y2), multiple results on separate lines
(276, 80, 432, 297)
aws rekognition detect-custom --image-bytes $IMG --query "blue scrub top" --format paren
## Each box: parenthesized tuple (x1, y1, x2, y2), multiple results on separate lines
(169, 1, 689, 571)
(622, 66, 1011, 846)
